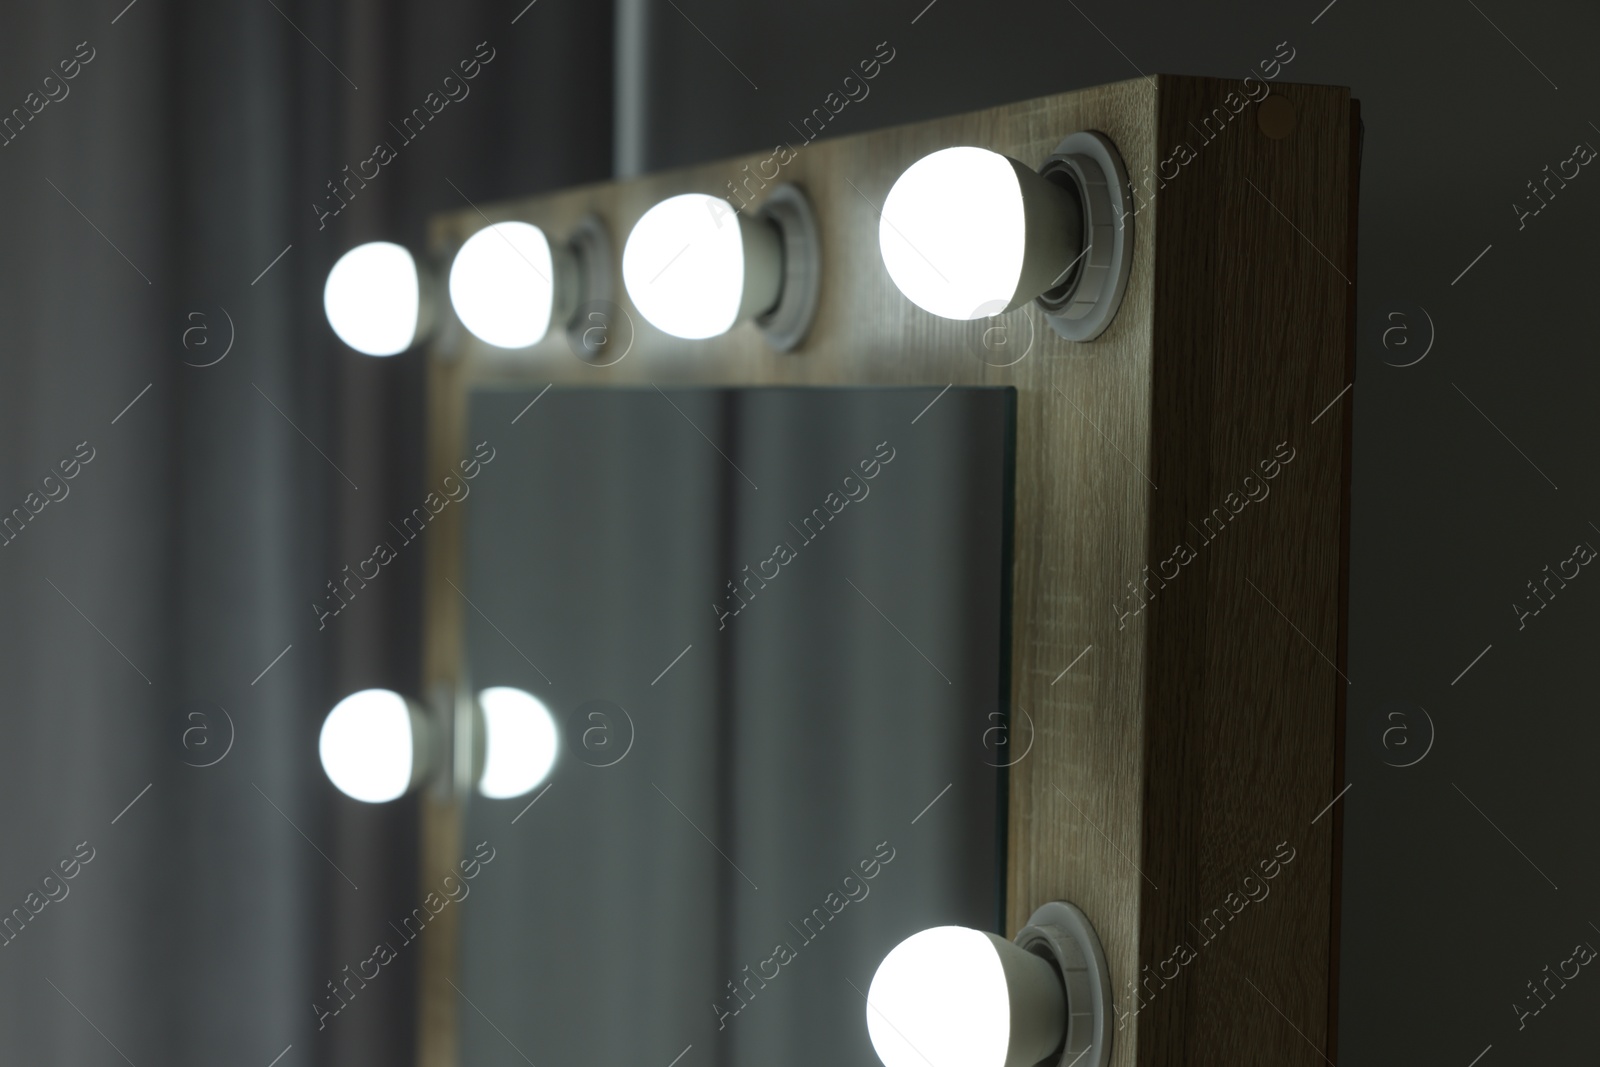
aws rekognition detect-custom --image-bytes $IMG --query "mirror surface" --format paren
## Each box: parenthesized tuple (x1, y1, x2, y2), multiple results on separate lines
(457, 386, 1015, 1066)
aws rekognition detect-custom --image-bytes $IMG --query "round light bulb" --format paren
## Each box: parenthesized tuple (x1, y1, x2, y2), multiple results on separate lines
(867, 926, 1066, 1067)
(879, 146, 1086, 323)
(477, 686, 559, 799)
(323, 242, 422, 356)
(880, 147, 1027, 321)
(449, 221, 556, 349)
(319, 689, 417, 803)
(622, 193, 780, 340)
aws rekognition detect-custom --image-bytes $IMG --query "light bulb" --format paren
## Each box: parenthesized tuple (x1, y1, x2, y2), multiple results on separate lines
(867, 926, 1066, 1067)
(449, 221, 557, 349)
(476, 686, 559, 799)
(622, 193, 782, 340)
(879, 146, 1082, 321)
(319, 688, 429, 803)
(323, 242, 423, 356)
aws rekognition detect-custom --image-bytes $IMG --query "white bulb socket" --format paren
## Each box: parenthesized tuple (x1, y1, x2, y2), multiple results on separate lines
(323, 242, 438, 356)
(866, 903, 1113, 1067)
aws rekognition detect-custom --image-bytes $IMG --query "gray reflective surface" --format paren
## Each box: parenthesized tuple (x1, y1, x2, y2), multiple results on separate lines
(458, 386, 1014, 1067)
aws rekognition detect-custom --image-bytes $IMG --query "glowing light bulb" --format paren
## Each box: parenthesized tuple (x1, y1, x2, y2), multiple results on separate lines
(323, 242, 422, 356)
(879, 146, 1082, 322)
(319, 689, 420, 803)
(867, 926, 1066, 1067)
(880, 149, 1026, 320)
(622, 193, 781, 340)
(477, 686, 559, 799)
(449, 221, 557, 349)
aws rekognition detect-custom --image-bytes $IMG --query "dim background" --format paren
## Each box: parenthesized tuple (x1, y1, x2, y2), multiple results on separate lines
(0, 0, 1595, 1065)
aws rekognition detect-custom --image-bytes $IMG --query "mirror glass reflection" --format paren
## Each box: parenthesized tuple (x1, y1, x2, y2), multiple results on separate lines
(457, 386, 1015, 1066)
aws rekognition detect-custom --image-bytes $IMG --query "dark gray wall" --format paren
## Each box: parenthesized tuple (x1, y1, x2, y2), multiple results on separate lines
(633, 1, 1600, 1063)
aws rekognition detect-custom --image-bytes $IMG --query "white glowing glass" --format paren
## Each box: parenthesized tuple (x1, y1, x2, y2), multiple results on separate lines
(319, 689, 414, 803)
(867, 926, 1012, 1067)
(323, 242, 421, 356)
(449, 221, 556, 349)
(622, 193, 746, 340)
(879, 147, 1027, 321)
(477, 686, 559, 799)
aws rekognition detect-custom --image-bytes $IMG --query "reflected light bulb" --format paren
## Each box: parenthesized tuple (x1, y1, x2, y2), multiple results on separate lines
(622, 193, 780, 340)
(867, 926, 1065, 1067)
(323, 242, 422, 356)
(477, 686, 559, 799)
(449, 221, 556, 349)
(319, 688, 416, 803)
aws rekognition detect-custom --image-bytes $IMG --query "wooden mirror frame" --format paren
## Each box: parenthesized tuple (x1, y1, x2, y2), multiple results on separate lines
(416, 73, 1359, 1067)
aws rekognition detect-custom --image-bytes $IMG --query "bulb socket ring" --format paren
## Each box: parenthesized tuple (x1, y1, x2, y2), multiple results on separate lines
(754, 183, 822, 352)
(1015, 901, 1114, 1067)
(1035, 131, 1134, 342)
(564, 213, 615, 358)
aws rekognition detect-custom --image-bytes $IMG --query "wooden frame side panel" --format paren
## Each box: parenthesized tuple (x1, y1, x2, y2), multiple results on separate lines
(417, 346, 470, 1067)
(1141, 77, 1354, 1067)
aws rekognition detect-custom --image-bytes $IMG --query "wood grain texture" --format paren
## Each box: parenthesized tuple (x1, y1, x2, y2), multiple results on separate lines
(417, 335, 470, 1067)
(1133, 77, 1354, 1067)
(417, 74, 1355, 1067)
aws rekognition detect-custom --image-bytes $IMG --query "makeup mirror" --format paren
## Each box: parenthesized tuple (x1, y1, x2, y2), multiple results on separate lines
(451, 385, 1016, 1064)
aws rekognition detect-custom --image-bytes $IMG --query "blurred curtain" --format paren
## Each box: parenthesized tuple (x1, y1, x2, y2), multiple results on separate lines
(0, 2, 609, 1066)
